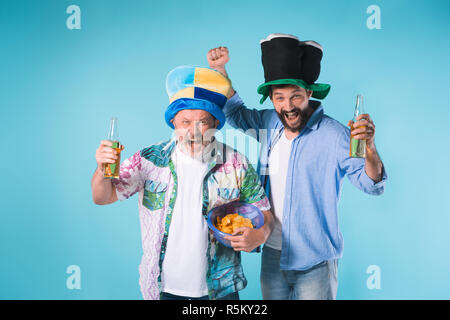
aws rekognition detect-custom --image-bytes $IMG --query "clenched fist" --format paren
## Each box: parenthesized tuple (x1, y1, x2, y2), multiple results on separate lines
(207, 46, 230, 77)
(207, 46, 235, 97)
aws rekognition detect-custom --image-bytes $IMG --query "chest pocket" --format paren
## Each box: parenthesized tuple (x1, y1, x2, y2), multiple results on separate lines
(143, 180, 168, 211)
(217, 188, 240, 201)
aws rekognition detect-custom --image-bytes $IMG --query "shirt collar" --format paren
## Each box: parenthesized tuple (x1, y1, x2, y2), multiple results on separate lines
(305, 100, 324, 131)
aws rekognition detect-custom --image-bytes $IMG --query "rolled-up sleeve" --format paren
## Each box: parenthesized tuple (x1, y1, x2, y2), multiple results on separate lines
(112, 151, 145, 200)
(223, 92, 273, 140)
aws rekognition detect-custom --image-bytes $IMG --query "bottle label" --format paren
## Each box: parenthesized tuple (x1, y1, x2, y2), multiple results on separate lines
(104, 141, 121, 178)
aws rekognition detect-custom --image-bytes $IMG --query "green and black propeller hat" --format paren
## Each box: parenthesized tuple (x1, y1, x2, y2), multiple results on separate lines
(257, 33, 331, 104)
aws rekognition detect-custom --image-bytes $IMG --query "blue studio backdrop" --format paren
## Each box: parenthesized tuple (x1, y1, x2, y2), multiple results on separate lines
(1, 0, 450, 299)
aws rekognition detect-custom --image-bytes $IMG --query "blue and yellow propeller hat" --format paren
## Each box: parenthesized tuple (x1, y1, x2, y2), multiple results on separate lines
(165, 65, 232, 130)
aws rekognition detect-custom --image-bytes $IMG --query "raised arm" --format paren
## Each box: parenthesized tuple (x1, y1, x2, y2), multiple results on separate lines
(207, 47, 273, 137)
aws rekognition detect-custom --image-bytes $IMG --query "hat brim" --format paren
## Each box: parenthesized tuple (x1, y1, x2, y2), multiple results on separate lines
(257, 79, 331, 103)
(165, 98, 226, 130)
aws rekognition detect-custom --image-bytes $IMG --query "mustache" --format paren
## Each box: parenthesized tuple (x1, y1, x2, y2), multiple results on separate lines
(278, 107, 306, 119)
(184, 135, 203, 142)
(172, 128, 218, 146)
(276, 107, 309, 131)
(178, 132, 215, 144)
(174, 129, 204, 143)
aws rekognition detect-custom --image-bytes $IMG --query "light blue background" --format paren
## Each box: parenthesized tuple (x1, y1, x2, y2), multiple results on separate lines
(1, 0, 449, 299)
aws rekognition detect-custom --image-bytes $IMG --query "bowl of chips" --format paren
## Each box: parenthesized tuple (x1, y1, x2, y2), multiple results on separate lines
(207, 201, 265, 248)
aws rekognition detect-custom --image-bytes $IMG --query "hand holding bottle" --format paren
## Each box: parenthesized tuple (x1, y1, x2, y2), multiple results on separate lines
(95, 140, 124, 171)
(96, 117, 125, 179)
(348, 95, 376, 157)
(92, 138, 122, 205)
(347, 95, 384, 182)
(348, 114, 376, 152)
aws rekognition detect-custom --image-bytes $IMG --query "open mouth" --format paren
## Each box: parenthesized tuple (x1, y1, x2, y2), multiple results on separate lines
(283, 110, 300, 121)
(183, 135, 203, 144)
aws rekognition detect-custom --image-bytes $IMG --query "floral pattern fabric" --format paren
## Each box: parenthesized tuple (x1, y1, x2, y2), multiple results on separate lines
(112, 139, 270, 300)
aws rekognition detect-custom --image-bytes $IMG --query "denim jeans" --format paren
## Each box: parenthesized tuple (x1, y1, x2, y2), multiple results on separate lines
(160, 291, 240, 300)
(260, 245, 338, 300)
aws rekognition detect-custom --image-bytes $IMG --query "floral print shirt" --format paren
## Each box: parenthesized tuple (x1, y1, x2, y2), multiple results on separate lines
(112, 138, 270, 299)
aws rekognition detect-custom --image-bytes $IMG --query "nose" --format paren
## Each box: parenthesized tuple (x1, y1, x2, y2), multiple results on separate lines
(188, 121, 202, 138)
(280, 102, 295, 113)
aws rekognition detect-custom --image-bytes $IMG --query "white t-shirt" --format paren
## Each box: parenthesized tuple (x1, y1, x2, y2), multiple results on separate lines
(161, 145, 210, 297)
(265, 132, 292, 250)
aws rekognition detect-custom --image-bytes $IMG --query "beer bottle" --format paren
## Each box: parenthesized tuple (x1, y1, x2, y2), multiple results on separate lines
(350, 95, 366, 158)
(103, 117, 122, 178)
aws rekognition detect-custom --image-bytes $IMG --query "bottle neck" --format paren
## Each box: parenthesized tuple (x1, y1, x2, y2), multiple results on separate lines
(353, 95, 364, 120)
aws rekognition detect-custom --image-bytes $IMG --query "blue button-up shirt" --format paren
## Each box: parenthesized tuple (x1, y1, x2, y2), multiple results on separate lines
(223, 93, 387, 270)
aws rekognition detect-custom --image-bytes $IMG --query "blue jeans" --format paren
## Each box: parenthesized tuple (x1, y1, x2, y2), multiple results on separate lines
(260, 245, 338, 300)
(160, 291, 239, 300)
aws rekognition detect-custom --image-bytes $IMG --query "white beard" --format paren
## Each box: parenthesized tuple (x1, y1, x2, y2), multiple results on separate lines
(176, 137, 217, 163)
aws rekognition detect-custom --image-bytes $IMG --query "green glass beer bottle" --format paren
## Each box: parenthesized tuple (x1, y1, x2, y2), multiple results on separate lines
(103, 117, 122, 179)
(350, 94, 366, 158)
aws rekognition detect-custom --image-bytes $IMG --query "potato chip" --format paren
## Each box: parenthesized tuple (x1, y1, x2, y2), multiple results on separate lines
(215, 212, 254, 234)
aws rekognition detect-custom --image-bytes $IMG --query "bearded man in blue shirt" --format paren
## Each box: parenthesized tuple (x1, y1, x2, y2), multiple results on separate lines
(207, 33, 387, 300)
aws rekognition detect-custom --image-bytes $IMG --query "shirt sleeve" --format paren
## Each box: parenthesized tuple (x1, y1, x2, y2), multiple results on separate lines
(112, 151, 145, 201)
(336, 128, 387, 195)
(239, 158, 271, 211)
(223, 92, 273, 141)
